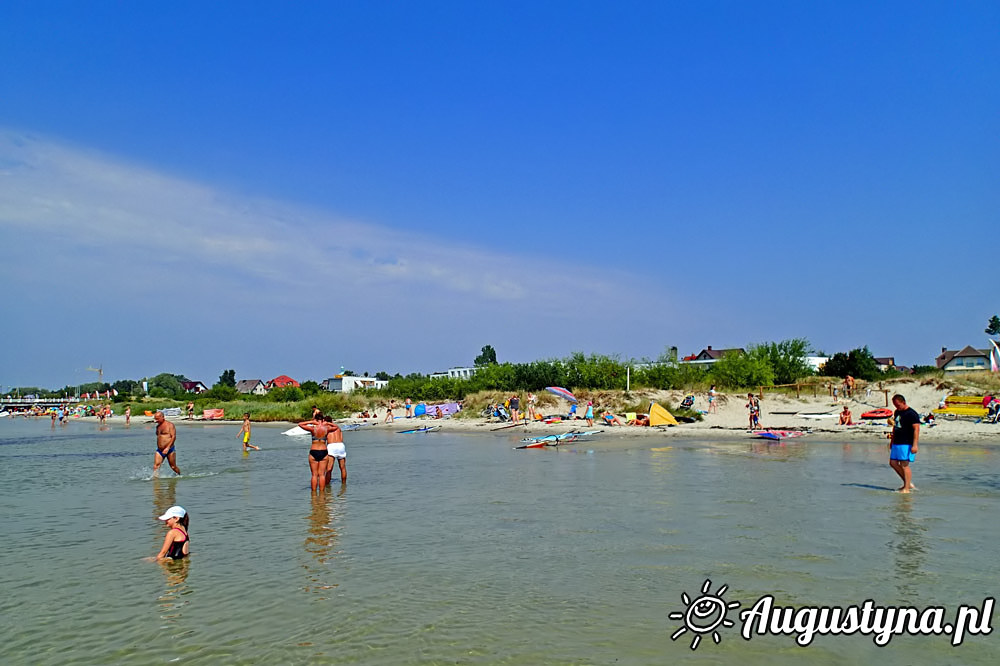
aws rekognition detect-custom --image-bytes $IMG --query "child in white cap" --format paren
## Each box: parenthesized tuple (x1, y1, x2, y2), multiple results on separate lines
(153, 506, 190, 561)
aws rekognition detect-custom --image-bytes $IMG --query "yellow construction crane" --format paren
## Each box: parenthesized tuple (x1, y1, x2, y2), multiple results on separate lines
(86, 365, 104, 385)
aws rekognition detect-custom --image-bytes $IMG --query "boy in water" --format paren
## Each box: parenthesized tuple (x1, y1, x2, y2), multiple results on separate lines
(238, 412, 260, 452)
(323, 416, 347, 485)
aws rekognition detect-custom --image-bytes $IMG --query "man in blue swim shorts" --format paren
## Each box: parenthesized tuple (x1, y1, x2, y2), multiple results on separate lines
(153, 411, 182, 476)
(888, 394, 919, 493)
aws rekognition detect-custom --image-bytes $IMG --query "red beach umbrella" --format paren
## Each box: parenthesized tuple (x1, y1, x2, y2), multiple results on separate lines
(545, 386, 577, 403)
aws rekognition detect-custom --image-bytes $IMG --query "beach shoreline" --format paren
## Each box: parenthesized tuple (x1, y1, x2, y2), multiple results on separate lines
(35, 379, 999, 444)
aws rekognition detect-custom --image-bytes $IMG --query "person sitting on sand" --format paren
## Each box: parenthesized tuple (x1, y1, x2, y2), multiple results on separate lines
(567, 402, 578, 420)
(628, 414, 650, 427)
(602, 411, 623, 426)
(435, 406, 443, 419)
(838, 405, 853, 425)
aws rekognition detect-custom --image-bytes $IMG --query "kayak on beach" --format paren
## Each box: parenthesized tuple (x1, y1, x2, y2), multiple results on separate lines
(860, 408, 893, 420)
(515, 434, 581, 449)
(397, 426, 441, 434)
(753, 430, 808, 441)
(515, 430, 600, 448)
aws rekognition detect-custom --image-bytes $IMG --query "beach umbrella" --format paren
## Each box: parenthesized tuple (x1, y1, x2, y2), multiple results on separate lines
(545, 386, 577, 403)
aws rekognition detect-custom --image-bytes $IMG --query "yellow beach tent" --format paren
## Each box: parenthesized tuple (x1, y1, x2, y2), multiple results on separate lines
(648, 402, 679, 427)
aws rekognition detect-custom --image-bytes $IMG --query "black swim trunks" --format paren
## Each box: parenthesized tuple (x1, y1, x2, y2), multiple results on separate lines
(309, 449, 328, 462)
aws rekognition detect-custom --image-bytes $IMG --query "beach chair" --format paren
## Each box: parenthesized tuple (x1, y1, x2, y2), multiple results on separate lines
(680, 394, 695, 410)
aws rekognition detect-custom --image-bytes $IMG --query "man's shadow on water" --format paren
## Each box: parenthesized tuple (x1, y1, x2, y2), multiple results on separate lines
(841, 483, 898, 491)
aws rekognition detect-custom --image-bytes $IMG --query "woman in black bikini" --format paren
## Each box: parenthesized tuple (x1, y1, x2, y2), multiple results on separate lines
(153, 505, 190, 560)
(298, 416, 331, 493)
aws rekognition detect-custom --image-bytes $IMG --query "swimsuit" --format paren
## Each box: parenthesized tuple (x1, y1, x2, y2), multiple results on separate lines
(156, 445, 175, 457)
(327, 441, 347, 459)
(890, 444, 916, 462)
(243, 431, 250, 443)
(310, 449, 329, 462)
(166, 527, 188, 559)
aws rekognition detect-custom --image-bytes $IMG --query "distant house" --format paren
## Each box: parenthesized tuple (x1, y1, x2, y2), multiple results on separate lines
(682, 346, 745, 365)
(180, 381, 209, 394)
(235, 379, 267, 395)
(874, 357, 896, 372)
(936, 346, 990, 372)
(266, 375, 300, 390)
(325, 375, 388, 393)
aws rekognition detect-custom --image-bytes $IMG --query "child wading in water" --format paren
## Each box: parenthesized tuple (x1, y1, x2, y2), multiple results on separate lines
(238, 412, 260, 452)
(152, 506, 190, 561)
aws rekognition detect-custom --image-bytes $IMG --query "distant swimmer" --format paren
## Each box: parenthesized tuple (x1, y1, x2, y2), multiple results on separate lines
(298, 415, 332, 493)
(153, 411, 181, 476)
(323, 415, 347, 485)
(238, 412, 260, 452)
(152, 505, 190, 561)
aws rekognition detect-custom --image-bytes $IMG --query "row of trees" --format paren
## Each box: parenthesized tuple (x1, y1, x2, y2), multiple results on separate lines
(11, 334, 950, 403)
(371, 340, 908, 401)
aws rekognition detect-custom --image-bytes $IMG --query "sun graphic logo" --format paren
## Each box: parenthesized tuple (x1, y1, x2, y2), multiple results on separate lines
(669, 579, 741, 650)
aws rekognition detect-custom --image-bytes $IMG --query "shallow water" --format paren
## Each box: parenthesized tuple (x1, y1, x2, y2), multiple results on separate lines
(2, 417, 998, 664)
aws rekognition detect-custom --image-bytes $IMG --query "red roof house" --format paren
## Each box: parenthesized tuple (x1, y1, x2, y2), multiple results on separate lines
(266, 375, 300, 390)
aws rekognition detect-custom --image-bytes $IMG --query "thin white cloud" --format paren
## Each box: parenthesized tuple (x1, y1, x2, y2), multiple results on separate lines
(0, 129, 670, 323)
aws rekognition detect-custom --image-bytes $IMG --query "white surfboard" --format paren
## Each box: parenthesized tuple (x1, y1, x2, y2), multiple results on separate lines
(282, 425, 310, 436)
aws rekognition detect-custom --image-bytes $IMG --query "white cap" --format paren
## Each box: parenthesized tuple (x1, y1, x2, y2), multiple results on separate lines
(157, 506, 187, 521)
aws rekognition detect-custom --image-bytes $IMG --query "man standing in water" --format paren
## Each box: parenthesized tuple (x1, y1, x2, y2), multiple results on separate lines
(888, 394, 919, 493)
(153, 411, 181, 476)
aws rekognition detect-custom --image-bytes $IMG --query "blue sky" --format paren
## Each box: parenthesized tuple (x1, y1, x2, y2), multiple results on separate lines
(1, 1, 997, 389)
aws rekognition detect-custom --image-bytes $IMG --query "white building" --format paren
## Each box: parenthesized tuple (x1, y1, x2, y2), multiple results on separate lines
(325, 375, 389, 393)
(429, 367, 479, 380)
(805, 356, 830, 372)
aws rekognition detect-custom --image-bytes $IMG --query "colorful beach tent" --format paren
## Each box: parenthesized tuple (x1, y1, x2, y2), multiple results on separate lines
(648, 402, 679, 427)
(414, 403, 427, 417)
(424, 402, 461, 417)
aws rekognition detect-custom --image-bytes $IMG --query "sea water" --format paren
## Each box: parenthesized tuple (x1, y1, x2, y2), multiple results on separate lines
(1, 417, 998, 664)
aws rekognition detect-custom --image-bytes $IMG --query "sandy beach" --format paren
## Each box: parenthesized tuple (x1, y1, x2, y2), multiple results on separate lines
(325, 379, 1000, 444)
(60, 379, 999, 444)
